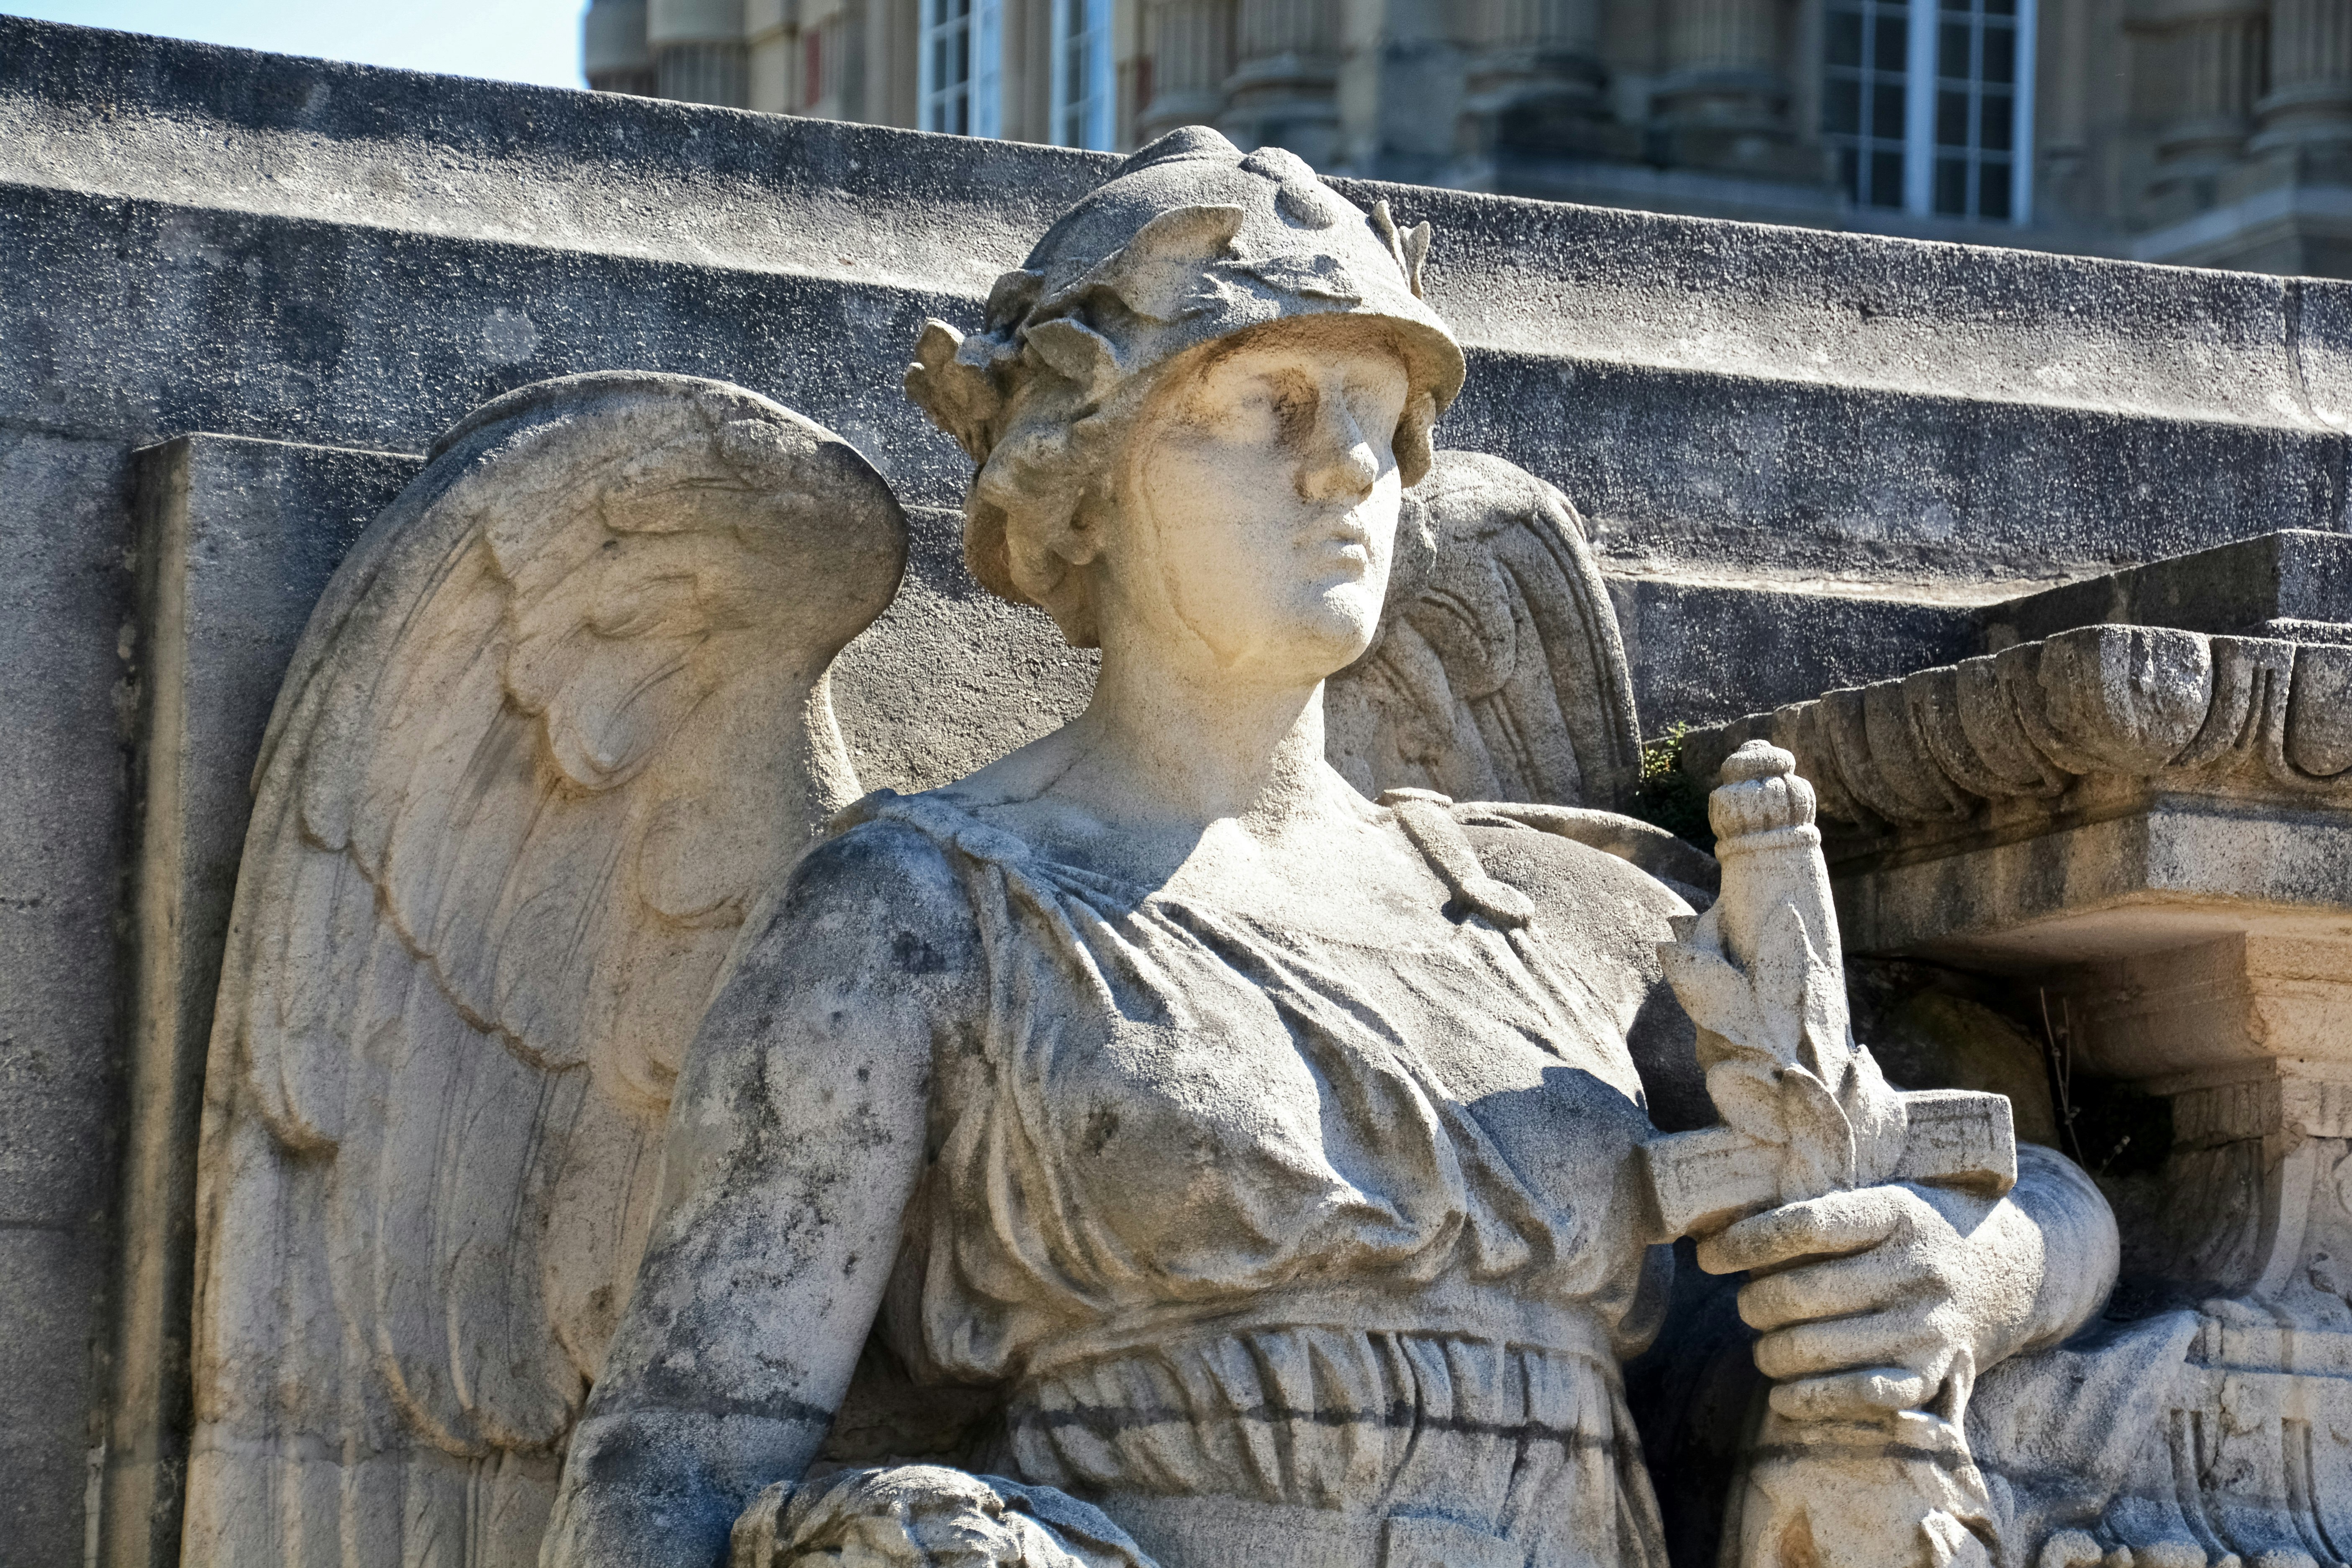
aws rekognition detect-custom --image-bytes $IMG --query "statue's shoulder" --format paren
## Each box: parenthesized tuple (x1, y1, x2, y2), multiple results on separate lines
(1458, 811, 1701, 937)
(727, 793, 990, 988)
(1453, 809, 1713, 1127)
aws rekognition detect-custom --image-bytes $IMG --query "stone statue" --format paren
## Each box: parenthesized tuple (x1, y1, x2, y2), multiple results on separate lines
(185, 128, 2121, 1568)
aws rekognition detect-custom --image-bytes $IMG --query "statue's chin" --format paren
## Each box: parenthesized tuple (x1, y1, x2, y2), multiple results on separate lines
(1267, 612, 1382, 688)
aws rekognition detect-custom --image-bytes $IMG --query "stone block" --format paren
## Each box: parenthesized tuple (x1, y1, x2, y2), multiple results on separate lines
(0, 422, 135, 1565)
(0, 426, 134, 1230)
(8, 12, 2352, 633)
(828, 505, 1096, 794)
(1980, 528, 2352, 649)
(101, 433, 421, 1568)
(0, 1225, 110, 1566)
(1608, 576, 1978, 731)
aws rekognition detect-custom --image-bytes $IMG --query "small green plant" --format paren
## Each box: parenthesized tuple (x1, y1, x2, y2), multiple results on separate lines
(1626, 722, 1715, 852)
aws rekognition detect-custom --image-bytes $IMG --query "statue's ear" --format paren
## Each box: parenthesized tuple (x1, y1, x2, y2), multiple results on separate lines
(1394, 388, 1438, 488)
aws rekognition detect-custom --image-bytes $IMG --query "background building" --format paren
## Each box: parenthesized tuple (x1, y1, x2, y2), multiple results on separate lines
(591, 1, 2352, 275)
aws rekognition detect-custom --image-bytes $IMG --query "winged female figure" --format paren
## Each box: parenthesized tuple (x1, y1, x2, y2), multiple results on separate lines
(190, 127, 2121, 1568)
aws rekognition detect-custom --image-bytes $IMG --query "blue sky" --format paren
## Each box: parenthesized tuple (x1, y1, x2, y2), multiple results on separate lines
(5, 1, 589, 89)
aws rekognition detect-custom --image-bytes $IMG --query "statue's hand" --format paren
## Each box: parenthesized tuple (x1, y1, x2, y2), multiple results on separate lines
(1695, 1181, 2048, 1423)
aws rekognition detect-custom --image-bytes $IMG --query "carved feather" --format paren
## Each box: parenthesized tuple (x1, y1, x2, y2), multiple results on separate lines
(186, 373, 908, 1568)
(1327, 448, 1643, 811)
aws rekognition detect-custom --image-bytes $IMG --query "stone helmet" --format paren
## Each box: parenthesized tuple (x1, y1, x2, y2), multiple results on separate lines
(904, 126, 1467, 646)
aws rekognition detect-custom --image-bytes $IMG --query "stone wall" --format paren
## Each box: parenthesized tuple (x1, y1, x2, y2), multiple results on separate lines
(5, 13, 2352, 1563)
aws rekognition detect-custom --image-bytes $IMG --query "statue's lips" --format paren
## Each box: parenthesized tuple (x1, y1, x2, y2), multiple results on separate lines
(1297, 518, 1376, 572)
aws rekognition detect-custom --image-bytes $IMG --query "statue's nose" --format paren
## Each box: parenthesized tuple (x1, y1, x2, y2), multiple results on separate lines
(1296, 397, 1380, 502)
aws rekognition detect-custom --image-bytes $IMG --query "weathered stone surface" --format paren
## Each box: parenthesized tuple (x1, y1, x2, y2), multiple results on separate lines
(1610, 578, 1978, 730)
(96, 425, 1113, 1568)
(0, 422, 134, 1567)
(0, 15, 2342, 1568)
(103, 433, 421, 1568)
(830, 506, 1097, 795)
(1677, 627, 2352, 1566)
(549, 140, 2104, 1568)
(10, 14, 2352, 734)
(0, 1226, 112, 1555)
(184, 376, 910, 1568)
(1980, 527, 2352, 649)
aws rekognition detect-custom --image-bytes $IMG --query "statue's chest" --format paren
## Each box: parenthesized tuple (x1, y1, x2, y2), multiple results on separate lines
(974, 903, 1655, 1277)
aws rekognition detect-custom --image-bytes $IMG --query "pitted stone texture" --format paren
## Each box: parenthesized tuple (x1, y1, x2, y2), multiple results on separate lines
(0, 423, 134, 1566)
(1980, 528, 2352, 650)
(0, 16, 2309, 1567)
(10, 14, 2352, 739)
(102, 433, 420, 1568)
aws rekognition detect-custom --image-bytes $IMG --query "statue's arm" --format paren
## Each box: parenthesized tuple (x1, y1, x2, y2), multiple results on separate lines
(542, 821, 980, 1568)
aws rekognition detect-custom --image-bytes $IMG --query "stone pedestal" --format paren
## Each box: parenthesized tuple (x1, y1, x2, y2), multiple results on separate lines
(1684, 616, 2352, 1561)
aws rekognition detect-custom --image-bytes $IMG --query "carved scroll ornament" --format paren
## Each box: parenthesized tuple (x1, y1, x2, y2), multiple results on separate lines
(1688, 625, 2352, 838)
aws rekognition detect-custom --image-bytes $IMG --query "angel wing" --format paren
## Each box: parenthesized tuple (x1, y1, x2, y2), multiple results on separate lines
(1327, 448, 1644, 811)
(183, 372, 908, 1568)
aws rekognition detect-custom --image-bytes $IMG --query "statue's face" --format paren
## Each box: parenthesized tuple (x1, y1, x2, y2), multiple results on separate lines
(1111, 320, 1412, 684)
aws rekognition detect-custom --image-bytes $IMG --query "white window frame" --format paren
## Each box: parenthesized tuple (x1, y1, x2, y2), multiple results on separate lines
(972, 0, 1002, 139)
(920, 0, 1003, 137)
(1050, 0, 1114, 151)
(1830, 0, 2035, 225)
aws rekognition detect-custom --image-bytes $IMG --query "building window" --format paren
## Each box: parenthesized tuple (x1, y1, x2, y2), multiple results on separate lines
(1052, 0, 1114, 150)
(1824, 0, 1913, 208)
(1823, 0, 2035, 223)
(921, 0, 1002, 136)
(1933, 0, 2021, 219)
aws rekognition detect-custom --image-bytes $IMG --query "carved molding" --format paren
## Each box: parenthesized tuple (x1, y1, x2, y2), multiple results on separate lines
(1687, 625, 2352, 844)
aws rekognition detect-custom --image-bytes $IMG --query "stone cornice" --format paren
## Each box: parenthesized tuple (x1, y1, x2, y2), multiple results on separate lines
(1686, 624, 2352, 854)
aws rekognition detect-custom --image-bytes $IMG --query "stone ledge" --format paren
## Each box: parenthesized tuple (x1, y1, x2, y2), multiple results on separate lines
(1686, 624, 2352, 854)
(12, 16, 2351, 434)
(1679, 621, 2352, 972)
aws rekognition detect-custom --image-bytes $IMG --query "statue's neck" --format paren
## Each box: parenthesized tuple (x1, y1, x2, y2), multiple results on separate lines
(1062, 646, 1337, 837)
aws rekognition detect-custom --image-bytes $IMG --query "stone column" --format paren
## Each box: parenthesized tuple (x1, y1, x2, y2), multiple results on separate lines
(649, 0, 750, 106)
(583, 0, 657, 96)
(1138, 0, 1238, 142)
(2154, 7, 2269, 170)
(1460, 0, 1613, 166)
(1220, 0, 1340, 164)
(2259, 0, 2352, 147)
(1652, 0, 1803, 175)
